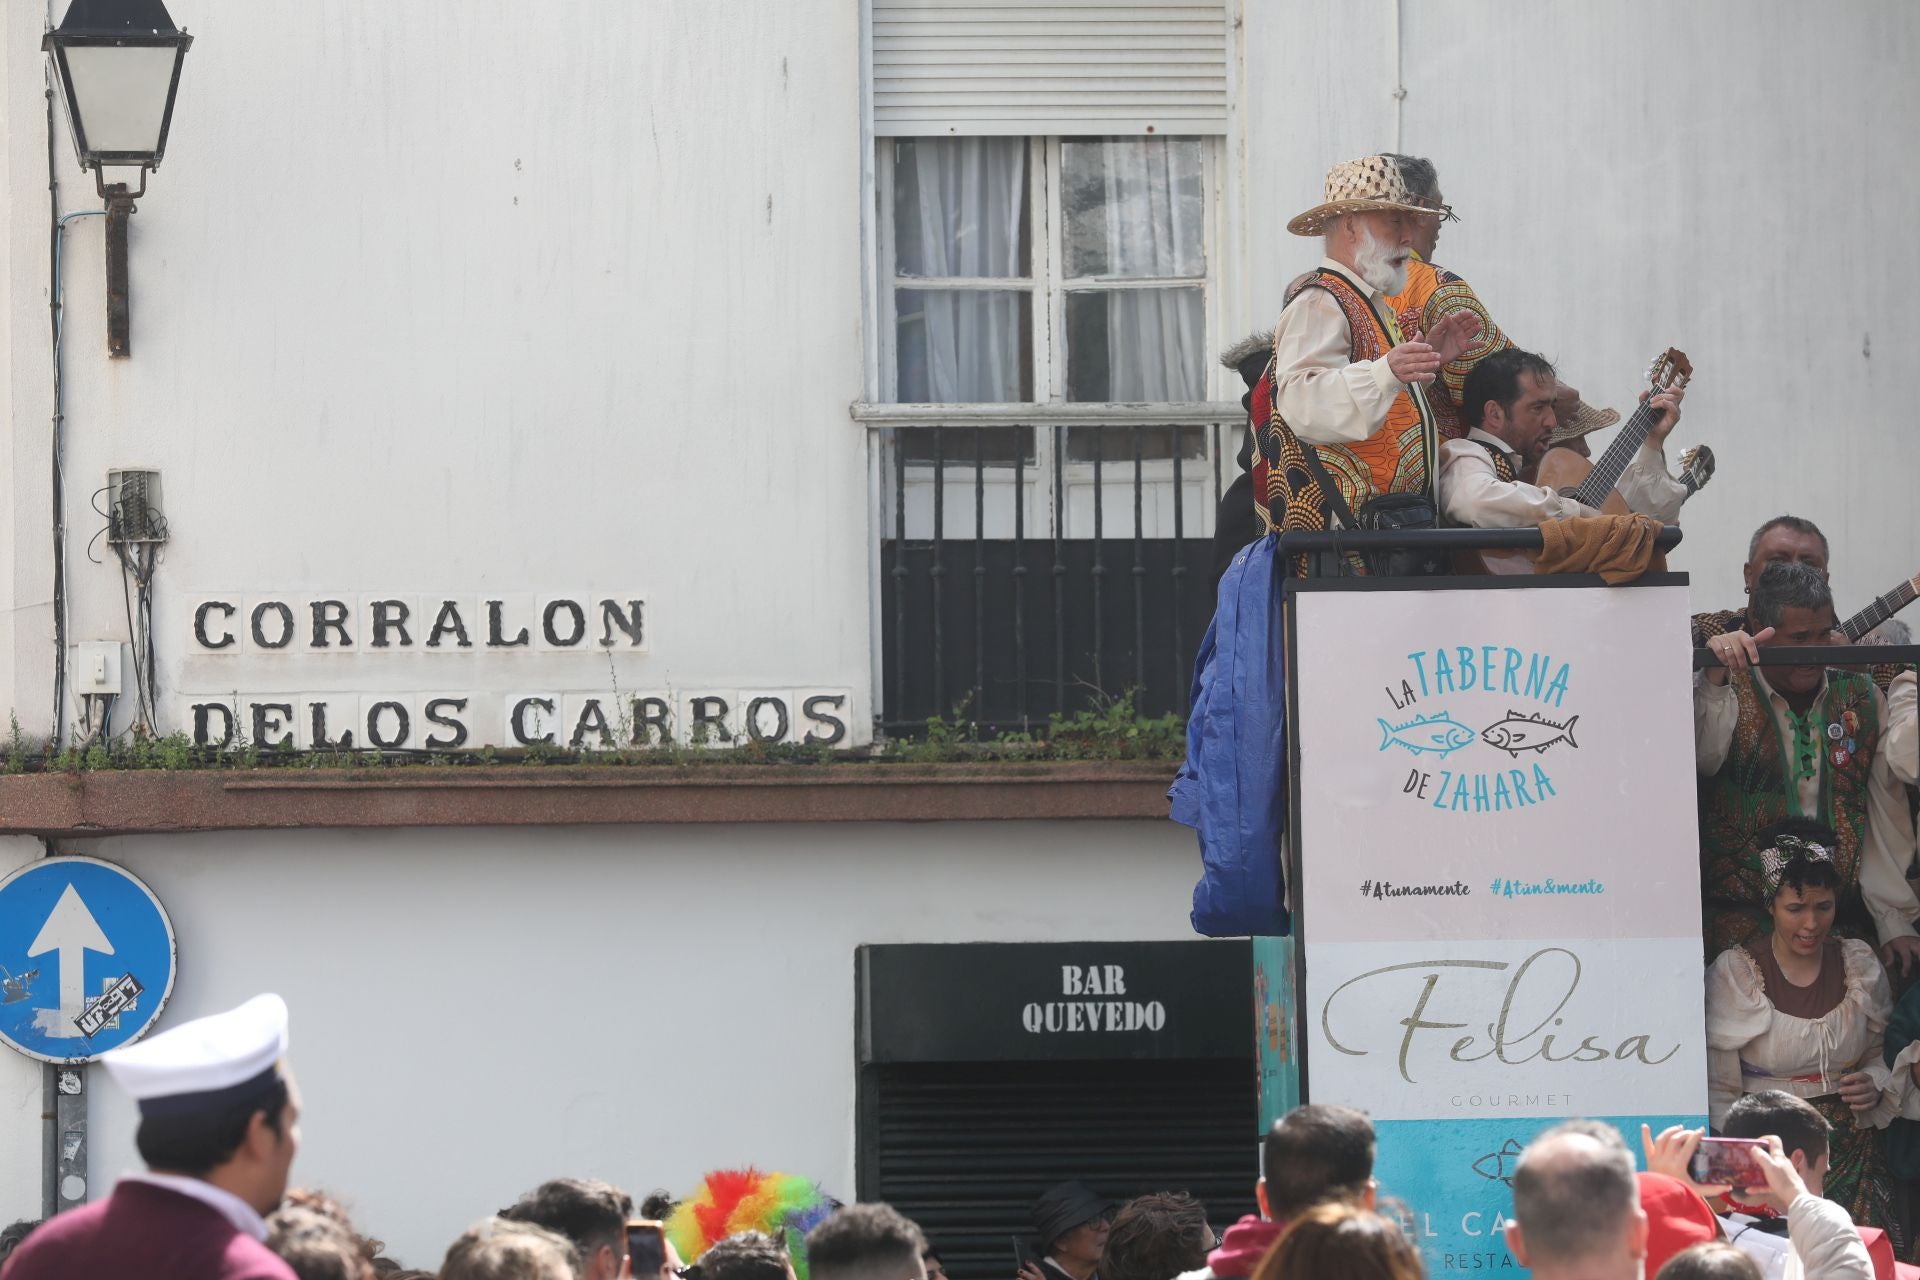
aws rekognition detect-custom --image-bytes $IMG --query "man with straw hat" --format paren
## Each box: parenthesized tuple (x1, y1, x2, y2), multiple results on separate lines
(1251, 155, 1480, 555)
(1211, 155, 1633, 576)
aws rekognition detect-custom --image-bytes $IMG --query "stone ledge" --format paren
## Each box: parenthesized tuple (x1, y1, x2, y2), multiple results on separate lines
(0, 762, 1180, 835)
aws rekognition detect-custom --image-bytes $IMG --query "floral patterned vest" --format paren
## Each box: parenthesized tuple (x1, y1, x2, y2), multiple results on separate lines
(1698, 668, 1882, 954)
(1252, 268, 1435, 540)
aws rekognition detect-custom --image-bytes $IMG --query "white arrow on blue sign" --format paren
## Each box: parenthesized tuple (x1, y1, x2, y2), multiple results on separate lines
(0, 856, 176, 1063)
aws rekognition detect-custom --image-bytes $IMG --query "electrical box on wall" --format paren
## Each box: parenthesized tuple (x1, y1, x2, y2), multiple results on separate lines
(73, 641, 123, 694)
(106, 468, 166, 545)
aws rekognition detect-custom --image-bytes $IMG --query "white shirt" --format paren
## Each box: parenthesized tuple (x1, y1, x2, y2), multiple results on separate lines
(1721, 1213, 1792, 1280)
(1269, 259, 1411, 446)
(1704, 938, 1893, 1127)
(1694, 670, 1919, 942)
(1886, 669, 1917, 786)
(1723, 1193, 1875, 1280)
(1438, 429, 1687, 528)
(119, 1170, 269, 1241)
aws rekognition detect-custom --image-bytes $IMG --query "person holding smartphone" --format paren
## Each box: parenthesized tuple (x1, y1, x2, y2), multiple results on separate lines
(1643, 1123, 1876, 1280)
(1706, 827, 1905, 1253)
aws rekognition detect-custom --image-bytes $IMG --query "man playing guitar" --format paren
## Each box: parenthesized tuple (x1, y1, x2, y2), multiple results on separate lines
(1437, 347, 1687, 529)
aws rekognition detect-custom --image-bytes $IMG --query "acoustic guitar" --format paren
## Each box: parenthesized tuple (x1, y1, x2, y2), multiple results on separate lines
(1839, 570, 1920, 642)
(1536, 349, 1696, 512)
(1467, 349, 1710, 575)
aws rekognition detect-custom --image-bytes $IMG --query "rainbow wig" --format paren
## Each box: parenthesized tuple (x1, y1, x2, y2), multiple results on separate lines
(667, 1169, 837, 1280)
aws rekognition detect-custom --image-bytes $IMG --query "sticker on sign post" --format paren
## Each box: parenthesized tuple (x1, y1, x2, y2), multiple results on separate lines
(0, 857, 176, 1063)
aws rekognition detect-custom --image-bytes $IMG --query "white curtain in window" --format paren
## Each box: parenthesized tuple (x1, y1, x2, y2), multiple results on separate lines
(898, 138, 1028, 402)
(1096, 138, 1205, 401)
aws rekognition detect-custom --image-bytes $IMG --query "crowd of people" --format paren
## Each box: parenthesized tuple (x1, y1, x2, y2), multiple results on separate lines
(1001, 1104, 1912, 1280)
(0, 994, 941, 1280)
(5, 993, 1912, 1280)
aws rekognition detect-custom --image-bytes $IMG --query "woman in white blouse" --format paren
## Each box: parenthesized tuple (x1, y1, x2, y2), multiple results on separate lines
(1706, 822, 1904, 1250)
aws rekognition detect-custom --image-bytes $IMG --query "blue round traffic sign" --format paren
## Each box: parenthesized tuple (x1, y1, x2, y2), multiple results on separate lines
(0, 857, 176, 1063)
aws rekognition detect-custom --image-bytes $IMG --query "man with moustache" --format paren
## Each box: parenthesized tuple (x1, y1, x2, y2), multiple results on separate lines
(1252, 155, 1481, 547)
(1438, 347, 1687, 528)
(1211, 154, 1621, 575)
(1694, 516, 1834, 648)
(1697, 562, 1920, 967)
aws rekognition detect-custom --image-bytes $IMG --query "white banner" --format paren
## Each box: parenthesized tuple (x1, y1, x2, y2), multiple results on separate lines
(1290, 581, 1707, 1270)
(1310, 937, 1705, 1121)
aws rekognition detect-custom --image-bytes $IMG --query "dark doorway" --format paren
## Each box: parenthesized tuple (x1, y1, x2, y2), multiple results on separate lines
(859, 1059, 1258, 1280)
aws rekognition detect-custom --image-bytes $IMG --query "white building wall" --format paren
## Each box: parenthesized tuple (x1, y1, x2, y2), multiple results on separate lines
(7, 0, 876, 747)
(49, 821, 1200, 1268)
(1244, 0, 1920, 608)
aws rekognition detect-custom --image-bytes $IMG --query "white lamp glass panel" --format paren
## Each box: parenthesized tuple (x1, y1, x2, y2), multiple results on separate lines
(1061, 138, 1205, 280)
(61, 44, 179, 156)
(1064, 287, 1204, 403)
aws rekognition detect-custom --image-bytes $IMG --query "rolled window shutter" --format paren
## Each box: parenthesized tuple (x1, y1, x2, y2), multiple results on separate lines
(872, 0, 1228, 137)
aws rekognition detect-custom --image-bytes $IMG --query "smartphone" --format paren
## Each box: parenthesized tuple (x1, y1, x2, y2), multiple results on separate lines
(629, 1220, 669, 1279)
(1011, 1235, 1036, 1272)
(1688, 1136, 1767, 1188)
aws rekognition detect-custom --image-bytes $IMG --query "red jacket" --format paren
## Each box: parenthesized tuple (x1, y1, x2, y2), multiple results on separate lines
(0, 1180, 296, 1280)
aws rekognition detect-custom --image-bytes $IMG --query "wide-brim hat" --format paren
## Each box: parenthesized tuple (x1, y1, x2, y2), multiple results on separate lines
(1288, 155, 1436, 236)
(1032, 1181, 1114, 1246)
(1547, 400, 1623, 444)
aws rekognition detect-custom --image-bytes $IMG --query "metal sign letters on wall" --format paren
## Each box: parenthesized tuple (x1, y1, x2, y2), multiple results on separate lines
(177, 592, 851, 751)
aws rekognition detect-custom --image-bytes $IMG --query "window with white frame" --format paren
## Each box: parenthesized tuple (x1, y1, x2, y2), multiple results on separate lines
(880, 135, 1213, 411)
(861, 2, 1238, 732)
(872, 134, 1229, 543)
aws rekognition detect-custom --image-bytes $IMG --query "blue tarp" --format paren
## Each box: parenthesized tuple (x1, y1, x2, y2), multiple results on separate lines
(1169, 533, 1290, 937)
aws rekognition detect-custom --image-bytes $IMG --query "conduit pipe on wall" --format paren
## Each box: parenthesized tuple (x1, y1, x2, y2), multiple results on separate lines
(1391, 0, 1407, 149)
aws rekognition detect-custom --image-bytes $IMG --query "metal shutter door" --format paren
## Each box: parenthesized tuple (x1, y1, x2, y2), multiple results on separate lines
(871, 1, 1229, 137)
(860, 1059, 1259, 1280)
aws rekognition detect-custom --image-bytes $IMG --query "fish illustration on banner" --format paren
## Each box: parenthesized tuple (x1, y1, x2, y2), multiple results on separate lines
(1480, 711, 1580, 758)
(1377, 712, 1476, 759)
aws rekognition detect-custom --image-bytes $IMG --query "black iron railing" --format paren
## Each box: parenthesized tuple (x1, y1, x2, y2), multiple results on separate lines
(866, 406, 1241, 738)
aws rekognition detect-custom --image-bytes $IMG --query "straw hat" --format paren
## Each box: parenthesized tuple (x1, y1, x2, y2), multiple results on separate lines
(1547, 400, 1623, 443)
(1288, 155, 1436, 236)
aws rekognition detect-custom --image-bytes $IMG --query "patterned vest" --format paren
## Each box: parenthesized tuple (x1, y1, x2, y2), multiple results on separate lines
(1252, 269, 1436, 541)
(1698, 668, 1883, 955)
(1471, 437, 1520, 483)
(1384, 257, 1509, 443)
(1692, 607, 1748, 649)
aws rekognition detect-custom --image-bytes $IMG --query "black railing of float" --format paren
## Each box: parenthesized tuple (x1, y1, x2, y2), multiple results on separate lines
(1277, 527, 1687, 555)
(880, 421, 1230, 738)
(1694, 644, 1920, 670)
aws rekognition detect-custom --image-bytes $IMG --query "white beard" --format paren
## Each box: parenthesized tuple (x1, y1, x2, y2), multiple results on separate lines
(1352, 227, 1409, 295)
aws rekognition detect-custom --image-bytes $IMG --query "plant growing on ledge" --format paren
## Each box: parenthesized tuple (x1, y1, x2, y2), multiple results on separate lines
(890, 690, 1183, 762)
(0, 692, 1185, 772)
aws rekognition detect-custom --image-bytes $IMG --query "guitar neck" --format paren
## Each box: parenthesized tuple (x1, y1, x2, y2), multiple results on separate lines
(1841, 576, 1920, 642)
(1570, 401, 1659, 508)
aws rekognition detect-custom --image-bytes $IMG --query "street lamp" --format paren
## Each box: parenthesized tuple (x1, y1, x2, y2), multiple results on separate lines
(44, 0, 193, 356)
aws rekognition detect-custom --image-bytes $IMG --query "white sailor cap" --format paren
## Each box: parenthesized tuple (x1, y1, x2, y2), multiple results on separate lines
(102, 993, 289, 1114)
